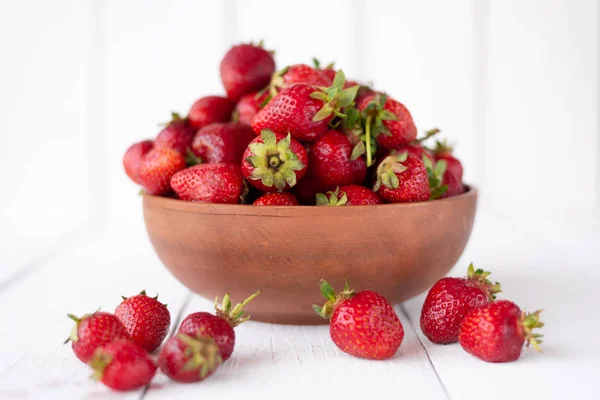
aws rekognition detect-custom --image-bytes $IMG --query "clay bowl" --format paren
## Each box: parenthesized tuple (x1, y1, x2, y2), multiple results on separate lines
(143, 186, 477, 325)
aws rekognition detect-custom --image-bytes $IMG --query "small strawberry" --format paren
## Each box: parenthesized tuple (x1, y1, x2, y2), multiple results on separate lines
(316, 185, 382, 206)
(432, 139, 464, 198)
(359, 93, 417, 166)
(314, 280, 404, 360)
(158, 334, 222, 383)
(138, 148, 186, 195)
(252, 70, 359, 142)
(420, 264, 501, 344)
(66, 311, 129, 363)
(292, 167, 330, 205)
(178, 291, 261, 361)
(89, 339, 157, 391)
(312, 59, 357, 88)
(115, 290, 170, 352)
(220, 42, 275, 101)
(253, 192, 299, 206)
(269, 64, 332, 96)
(309, 130, 367, 188)
(154, 113, 195, 155)
(191, 122, 255, 164)
(373, 151, 430, 203)
(458, 300, 544, 363)
(235, 91, 271, 125)
(242, 130, 308, 192)
(188, 96, 235, 130)
(171, 163, 247, 204)
(123, 140, 154, 184)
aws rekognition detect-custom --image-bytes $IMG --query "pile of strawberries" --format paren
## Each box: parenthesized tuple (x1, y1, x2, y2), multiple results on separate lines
(66, 290, 260, 391)
(123, 42, 465, 205)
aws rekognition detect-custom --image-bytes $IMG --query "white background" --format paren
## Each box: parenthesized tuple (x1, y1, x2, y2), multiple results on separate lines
(0, 1, 598, 399)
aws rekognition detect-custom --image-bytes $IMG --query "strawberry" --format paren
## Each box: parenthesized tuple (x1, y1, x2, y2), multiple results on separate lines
(123, 140, 153, 184)
(420, 264, 501, 344)
(89, 339, 157, 391)
(158, 334, 222, 383)
(311, 59, 356, 87)
(191, 122, 255, 164)
(432, 139, 464, 198)
(314, 280, 404, 360)
(66, 311, 129, 363)
(309, 130, 367, 188)
(252, 70, 359, 142)
(171, 163, 247, 204)
(188, 96, 235, 130)
(253, 192, 299, 206)
(458, 300, 544, 363)
(373, 151, 430, 203)
(292, 167, 330, 205)
(359, 93, 417, 166)
(178, 291, 261, 361)
(115, 290, 171, 352)
(396, 143, 434, 165)
(235, 91, 270, 125)
(220, 42, 275, 102)
(138, 148, 186, 195)
(269, 64, 332, 96)
(154, 113, 195, 155)
(316, 185, 382, 206)
(242, 130, 308, 192)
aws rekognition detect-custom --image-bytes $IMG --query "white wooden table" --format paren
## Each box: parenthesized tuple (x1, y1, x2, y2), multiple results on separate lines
(0, 211, 596, 400)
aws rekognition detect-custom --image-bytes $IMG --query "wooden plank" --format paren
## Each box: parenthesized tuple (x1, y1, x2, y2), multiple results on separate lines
(144, 295, 449, 399)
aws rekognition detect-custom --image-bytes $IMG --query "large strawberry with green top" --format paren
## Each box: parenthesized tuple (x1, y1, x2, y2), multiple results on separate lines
(252, 70, 359, 142)
(138, 148, 186, 195)
(309, 130, 366, 188)
(373, 151, 430, 203)
(191, 122, 255, 164)
(220, 42, 275, 102)
(154, 113, 195, 155)
(242, 130, 308, 192)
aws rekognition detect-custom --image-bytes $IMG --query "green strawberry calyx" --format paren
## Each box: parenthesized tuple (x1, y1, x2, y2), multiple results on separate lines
(520, 310, 544, 351)
(310, 70, 359, 122)
(313, 279, 355, 320)
(214, 290, 262, 327)
(89, 348, 114, 381)
(64, 311, 97, 344)
(121, 290, 167, 306)
(373, 151, 409, 192)
(361, 93, 398, 167)
(246, 130, 305, 191)
(315, 187, 348, 206)
(415, 127, 441, 144)
(423, 155, 448, 200)
(432, 138, 454, 157)
(466, 263, 502, 300)
(177, 334, 223, 379)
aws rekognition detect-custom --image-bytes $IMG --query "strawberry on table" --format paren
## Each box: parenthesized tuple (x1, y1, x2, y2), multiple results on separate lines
(316, 185, 382, 206)
(242, 130, 308, 192)
(314, 280, 404, 360)
(178, 291, 261, 361)
(158, 334, 222, 383)
(89, 339, 157, 391)
(191, 122, 255, 164)
(220, 42, 275, 102)
(66, 311, 129, 363)
(373, 151, 430, 203)
(138, 148, 186, 195)
(187, 96, 235, 130)
(420, 264, 501, 344)
(123, 140, 154, 185)
(458, 300, 544, 363)
(171, 163, 247, 204)
(154, 112, 195, 155)
(253, 192, 299, 206)
(115, 290, 170, 352)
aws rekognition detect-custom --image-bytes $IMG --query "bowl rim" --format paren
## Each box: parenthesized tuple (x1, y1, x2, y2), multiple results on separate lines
(143, 185, 477, 215)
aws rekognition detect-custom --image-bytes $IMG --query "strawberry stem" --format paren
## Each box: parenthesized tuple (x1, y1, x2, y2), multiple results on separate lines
(365, 115, 373, 167)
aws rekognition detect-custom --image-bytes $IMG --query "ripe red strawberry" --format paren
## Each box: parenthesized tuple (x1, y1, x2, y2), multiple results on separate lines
(252, 70, 359, 142)
(138, 148, 186, 195)
(171, 163, 247, 204)
(178, 291, 261, 361)
(158, 334, 222, 383)
(89, 339, 157, 391)
(123, 140, 154, 184)
(115, 290, 171, 352)
(309, 130, 367, 188)
(420, 264, 501, 344)
(396, 143, 434, 165)
(359, 93, 417, 166)
(66, 311, 129, 363)
(220, 43, 275, 101)
(314, 280, 404, 360)
(191, 122, 255, 164)
(292, 167, 330, 205)
(458, 300, 544, 363)
(253, 192, 299, 206)
(235, 91, 270, 125)
(432, 139, 464, 198)
(270, 64, 332, 95)
(188, 96, 235, 130)
(154, 113, 195, 155)
(373, 151, 430, 203)
(242, 130, 308, 192)
(316, 185, 383, 206)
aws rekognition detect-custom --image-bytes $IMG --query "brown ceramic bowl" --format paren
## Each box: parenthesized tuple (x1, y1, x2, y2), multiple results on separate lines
(143, 186, 477, 325)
